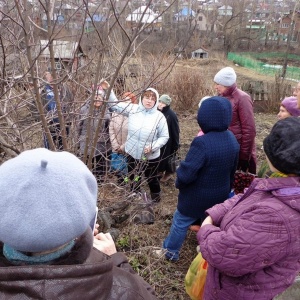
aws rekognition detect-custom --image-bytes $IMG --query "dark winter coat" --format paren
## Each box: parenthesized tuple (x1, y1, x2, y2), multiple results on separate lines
(158, 105, 180, 173)
(0, 230, 157, 300)
(198, 177, 300, 300)
(78, 101, 111, 157)
(176, 96, 239, 220)
(218, 83, 256, 173)
(41, 83, 73, 125)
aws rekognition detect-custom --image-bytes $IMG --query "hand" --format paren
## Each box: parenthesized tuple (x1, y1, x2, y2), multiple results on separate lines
(100, 80, 109, 90)
(94, 232, 117, 256)
(201, 216, 213, 227)
(144, 146, 152, 154)
(93, 223, 99, 236)
(238, 160, 250, 172)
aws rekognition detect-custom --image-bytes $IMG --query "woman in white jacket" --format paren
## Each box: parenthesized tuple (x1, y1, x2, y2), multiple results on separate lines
(109, 87, 169, 203)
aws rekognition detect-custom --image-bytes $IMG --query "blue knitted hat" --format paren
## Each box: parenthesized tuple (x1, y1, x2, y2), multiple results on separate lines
(0, 148, 98, 253)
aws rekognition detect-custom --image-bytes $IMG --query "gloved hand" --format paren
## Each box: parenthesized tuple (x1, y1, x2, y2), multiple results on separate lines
(238, 160, 250, 172)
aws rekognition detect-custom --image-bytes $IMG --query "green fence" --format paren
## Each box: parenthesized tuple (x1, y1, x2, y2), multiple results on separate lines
(228, 52, 300, 81)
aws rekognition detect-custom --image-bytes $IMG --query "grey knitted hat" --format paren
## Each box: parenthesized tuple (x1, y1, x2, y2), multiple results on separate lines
(0, 148, 98, 253)
(159, 94, 172, 106)
(214, 67, 237, 87)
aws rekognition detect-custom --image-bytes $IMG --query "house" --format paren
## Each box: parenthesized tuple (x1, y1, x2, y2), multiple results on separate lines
(126, 6, 162, 31)
(38, 40, 85, 72)
(277, 11, 300, 43)
(191, 47, 209, 59)
(174, 7, 196, 22)
(218, 5, 232, 16)
(195, 11, 209, 31)
(85, 14, 107, 32)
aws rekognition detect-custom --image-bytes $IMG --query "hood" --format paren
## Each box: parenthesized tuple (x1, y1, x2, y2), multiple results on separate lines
(139, 87, 159, 113)
(197, 96, 232, 133)
(255, 177, 300, 213)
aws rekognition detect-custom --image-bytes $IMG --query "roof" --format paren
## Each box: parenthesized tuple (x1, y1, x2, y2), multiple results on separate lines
(39, 40, 79, 59)
(219, 5, 232, 10)
(192, 47, 209, 53)
(126, 6, 160, 23)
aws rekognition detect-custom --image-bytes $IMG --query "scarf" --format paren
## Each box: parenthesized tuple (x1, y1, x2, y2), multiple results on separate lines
(3, 240, 75, 265)
(270, 171, 288, 178)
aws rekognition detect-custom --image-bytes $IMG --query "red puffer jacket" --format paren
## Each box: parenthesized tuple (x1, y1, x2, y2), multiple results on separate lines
(220, 83, 256, 173)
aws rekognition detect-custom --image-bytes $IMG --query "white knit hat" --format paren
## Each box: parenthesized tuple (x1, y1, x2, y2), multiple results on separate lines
(0, 148, 98, 252)
(214, 67, 237, 87)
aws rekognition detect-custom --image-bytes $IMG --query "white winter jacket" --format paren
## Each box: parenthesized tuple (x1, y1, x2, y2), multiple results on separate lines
(109, 88, 169, 160)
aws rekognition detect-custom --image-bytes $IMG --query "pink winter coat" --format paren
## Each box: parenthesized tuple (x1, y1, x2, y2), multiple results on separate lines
(109, 112, 128, 152)
(197, 177, 300, 300)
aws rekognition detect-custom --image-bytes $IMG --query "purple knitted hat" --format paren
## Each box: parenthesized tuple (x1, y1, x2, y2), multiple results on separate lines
(281, 96, 300, 117)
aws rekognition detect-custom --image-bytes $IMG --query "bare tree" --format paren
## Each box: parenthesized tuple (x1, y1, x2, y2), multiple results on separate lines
(0, 0, 194, 171)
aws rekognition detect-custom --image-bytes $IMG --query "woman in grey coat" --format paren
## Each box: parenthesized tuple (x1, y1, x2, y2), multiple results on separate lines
(78, 86, 111, 183)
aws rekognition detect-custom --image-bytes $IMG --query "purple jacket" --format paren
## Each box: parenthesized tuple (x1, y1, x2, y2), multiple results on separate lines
(197, 177, 300, 300)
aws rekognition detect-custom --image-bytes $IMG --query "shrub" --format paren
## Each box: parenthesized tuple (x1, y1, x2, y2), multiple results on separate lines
(157, 67, 214, 113)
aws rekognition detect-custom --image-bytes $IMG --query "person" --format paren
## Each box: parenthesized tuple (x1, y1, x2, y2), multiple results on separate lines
(157, 94, 180, 183)
(41, 71, 73, 150)
(292, 81, 300, 108)
(109, 92, 137, 185)
(278, 96, 300, 120)
(108, 87, 169, 203)
(292, 81, 300, 97)
(214, 67, 257, 174)
(78, 84, 111, 183)
(258, 96, 300, 179)
(0, 148, 157, 299)
(157, 97, 239, 261)
(196, 96, 210, 137)
(197, 117, 300, 300)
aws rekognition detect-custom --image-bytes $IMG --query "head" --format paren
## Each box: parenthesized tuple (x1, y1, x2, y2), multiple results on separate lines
(277, 96, 300, 120)
(263, 117, 300, 176)
(213, 67, 237, 95)
(293, 82, 300, 109)
(93, 85, 105, 108)
(141, 88, 159, 109)
(43, 71, 53, 83)
(0, 148, 98, 254)
(158, 94, 172, 110)
(197, 96, 232, 133)
(122, 92, 137, 104)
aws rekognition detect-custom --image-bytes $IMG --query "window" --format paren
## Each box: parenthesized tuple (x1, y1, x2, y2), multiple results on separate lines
(198, 16, 203, 21)
(281, 23, 289, 28)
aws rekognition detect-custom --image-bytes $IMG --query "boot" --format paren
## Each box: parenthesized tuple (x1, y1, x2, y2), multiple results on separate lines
(151, 192, 161, 203)
(160, 172, 173, 183)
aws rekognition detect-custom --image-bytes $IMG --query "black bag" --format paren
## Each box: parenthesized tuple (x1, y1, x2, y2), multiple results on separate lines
(168, 154, 181, 173)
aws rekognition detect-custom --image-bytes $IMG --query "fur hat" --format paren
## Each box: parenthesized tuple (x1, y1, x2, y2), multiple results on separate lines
(214, 67, 237, 87)
(159, 94, 172, 106)
(281, 96, 300, 117)
(0, 148, 98, 253)
(263, 117, 300, 175)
